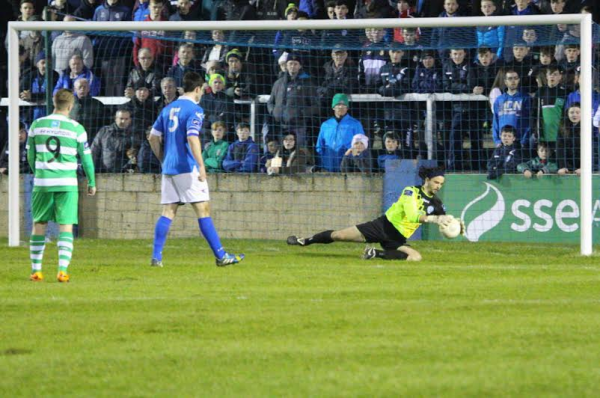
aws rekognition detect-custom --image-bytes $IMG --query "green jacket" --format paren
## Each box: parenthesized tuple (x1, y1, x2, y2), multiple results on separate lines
(203, 140, 229, 172)
(537, 85, 567, 143)
(517, 157, 558, 174)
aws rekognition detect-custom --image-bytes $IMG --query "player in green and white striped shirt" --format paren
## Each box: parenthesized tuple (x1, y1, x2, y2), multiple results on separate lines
(26, 89, 96, 282)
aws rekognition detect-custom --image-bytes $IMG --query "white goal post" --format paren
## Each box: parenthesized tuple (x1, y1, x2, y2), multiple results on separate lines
(7, 14, 594, 255)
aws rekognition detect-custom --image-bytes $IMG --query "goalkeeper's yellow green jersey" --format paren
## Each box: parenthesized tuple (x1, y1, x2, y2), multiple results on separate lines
(385, 185, 446, 239)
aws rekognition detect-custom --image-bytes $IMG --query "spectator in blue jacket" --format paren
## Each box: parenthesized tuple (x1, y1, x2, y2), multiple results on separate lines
(476, 0, 505, 58)
(316, 93, 366, 172)
(222, 122, 260, 173)
(53, 54, 101, 97)
(492, 69, 532, 148)
(375, 132, 403, 172)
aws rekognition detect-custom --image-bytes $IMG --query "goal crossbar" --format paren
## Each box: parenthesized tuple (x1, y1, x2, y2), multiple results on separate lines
(7, 14, 595, 255)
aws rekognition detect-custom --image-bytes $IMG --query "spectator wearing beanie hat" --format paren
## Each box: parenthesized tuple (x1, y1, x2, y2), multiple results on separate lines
(267, 53, 318, 147)
(341, 133, 372, 173)
(315, 93, 366, 172)
(20, 50, 60, 122)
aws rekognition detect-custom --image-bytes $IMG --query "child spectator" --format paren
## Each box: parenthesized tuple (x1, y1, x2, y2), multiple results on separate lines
(559, 44, 580, 90)
(260, 138, 279, 173)
(203, 121, 230, 172)
(530, 46, 556, 89)
(222, 122, 260, 173)
(325, 0, 335, 19)
(321, 0, 357, 46)
(537, 65, 567, 145)
(392, 0, 418, 44)
(412, 50, 440, 93)
(266, 132, 314, 175)
(504, 0, 540, 58)
(487, 125, 521, 180)
(341, 133, 372, 173)
(477, 0, 505, 58)
(517, 142, 558, 177)
(375, 132, 403, 172)
(557, 103, 581, 176)
(503, 42, 535, 93)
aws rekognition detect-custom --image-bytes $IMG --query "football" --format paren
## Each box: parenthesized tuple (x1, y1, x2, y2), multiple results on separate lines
(439, 218, 461, 239)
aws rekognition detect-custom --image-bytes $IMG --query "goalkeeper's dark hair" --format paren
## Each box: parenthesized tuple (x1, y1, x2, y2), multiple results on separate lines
(418, 166, 445, 181)
(182, 72, 204, 93)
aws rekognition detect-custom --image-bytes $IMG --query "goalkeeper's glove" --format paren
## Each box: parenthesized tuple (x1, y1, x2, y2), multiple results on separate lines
(425, 215, 454, 225)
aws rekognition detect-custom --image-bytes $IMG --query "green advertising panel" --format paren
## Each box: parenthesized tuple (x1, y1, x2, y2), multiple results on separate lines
(426, 175, 600, 243)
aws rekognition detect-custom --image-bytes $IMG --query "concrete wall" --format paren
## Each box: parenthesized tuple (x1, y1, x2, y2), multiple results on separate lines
(0, 174, 383, 240)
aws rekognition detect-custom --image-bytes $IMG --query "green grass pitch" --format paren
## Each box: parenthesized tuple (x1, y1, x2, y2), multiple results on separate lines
(1, 238, 600, 397)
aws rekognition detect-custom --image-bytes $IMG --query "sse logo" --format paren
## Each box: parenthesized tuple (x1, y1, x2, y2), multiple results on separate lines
(460, 182, 599, 242)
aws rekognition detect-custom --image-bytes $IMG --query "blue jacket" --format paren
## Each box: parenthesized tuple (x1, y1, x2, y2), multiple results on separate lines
(53, 67, 101, 97)
(222, 137, 260, 173)
(431, 11, 476, 51)
(411, 65, 441, 93)
(93, 1, 131, 21)
(476, 25, 505, 58)
(166, 62, 203, 88)
(492, 90, 531, 146)
(316, 114, 365, 172)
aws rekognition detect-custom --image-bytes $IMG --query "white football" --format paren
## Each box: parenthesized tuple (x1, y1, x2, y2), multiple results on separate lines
(439, 218, 461, 239)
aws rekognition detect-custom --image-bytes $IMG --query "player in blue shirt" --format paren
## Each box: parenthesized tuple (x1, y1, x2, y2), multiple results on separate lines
(149, 72, 244, 267)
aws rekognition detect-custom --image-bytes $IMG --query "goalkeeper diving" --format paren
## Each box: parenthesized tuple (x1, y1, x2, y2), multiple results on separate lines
(287, 166, 464, 261)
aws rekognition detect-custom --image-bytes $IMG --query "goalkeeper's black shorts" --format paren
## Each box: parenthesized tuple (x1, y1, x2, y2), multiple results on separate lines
(356, 215, 407, 250)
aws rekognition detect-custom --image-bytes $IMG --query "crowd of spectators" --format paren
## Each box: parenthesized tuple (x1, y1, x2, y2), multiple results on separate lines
(1, 0, 599, 176)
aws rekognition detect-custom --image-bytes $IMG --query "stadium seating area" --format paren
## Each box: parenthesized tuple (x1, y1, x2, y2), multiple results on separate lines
(2, 0, 600, 175)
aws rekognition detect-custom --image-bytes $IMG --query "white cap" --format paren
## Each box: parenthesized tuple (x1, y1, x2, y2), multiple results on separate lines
(351, 133, 369, 150)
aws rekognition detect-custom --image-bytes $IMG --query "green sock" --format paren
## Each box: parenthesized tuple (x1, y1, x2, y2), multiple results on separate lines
(57, 232, 74, 273)
(30, 235, 46, 273)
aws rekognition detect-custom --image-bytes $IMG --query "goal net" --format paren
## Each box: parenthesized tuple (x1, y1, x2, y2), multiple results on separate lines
(4, 14, 598, 254)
